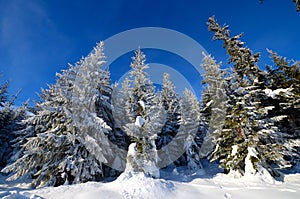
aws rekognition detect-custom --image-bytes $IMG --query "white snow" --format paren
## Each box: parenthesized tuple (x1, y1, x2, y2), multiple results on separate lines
(138, 100, 146, 110)
(231, 145, 238, 156)
(264, 106, 275, 111)
(244, 147, 258, 176)
(125, 143, 160, 179)
(123, 143, 137, 174)
(264, 88, 293, 99)
(1, 169, 300, 199)
(243, 147, 275, 184)
(127, 143, 136, 157)
(135, 115, 145, 127)
(205, 100, 214, 108)
(272, 115, 288, 122)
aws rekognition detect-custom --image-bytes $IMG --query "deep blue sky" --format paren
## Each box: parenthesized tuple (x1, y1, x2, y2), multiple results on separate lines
(0, 0, 299, 105)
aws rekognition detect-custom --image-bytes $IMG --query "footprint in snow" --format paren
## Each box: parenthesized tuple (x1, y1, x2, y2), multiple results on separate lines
(122, 190, 134, 199)
(224, 193, 232, 199)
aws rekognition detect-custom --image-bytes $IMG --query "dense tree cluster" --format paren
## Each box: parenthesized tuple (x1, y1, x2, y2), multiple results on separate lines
(204, 16, 299, 176)
(0, 17, 299, 187)
(0, 80, 28, 169)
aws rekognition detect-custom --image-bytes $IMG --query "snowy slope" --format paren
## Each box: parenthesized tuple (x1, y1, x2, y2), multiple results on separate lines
(1, 171, 300, 199)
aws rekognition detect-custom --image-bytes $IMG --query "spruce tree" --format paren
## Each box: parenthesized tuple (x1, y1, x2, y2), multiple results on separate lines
(179, 89, 203, 173)
(159, 73, 180, 145)
(0, 80, 9, 106)
(199, 53, 228, 158)
(2, 44, 115, 187)
(206, 16, 290, 176)
(71, 42, 125, 173)
(156, 73, 181, 167)
(266, 50, 300, 166)
(119, 49, 166, 177)
(0, 80, 12, 168)
(0, 79, 28, 169)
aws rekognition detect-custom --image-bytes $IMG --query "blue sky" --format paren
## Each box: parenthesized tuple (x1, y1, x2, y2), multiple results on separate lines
(0, 0, 299, 105)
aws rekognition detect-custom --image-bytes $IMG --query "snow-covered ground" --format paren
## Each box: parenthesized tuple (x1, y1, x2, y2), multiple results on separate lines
(1, 167, 300, 199)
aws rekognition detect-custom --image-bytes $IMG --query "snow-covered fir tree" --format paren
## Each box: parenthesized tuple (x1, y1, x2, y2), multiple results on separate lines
(266, 50, 300, 166)
(0, 79, 9, 106)
(156, 73, 181, 167)
(199, 53, 228, 159)
(97, 76, 129, 162)
(218, 79, 290, 176)
(118, 49, 166, 178)
(206, 16, 292, 176)
(0, 80, 28, 169)
(160, 73, 181, 136)
(2, 49, 112, 187)
(71, 42, 126, 173)
(112, 77, 131, 127)
(0, 80, 13, 168)
(178, 89, 203, 174)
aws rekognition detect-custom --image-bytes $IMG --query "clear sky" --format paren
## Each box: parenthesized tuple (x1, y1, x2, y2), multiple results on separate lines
(0, 0, 299, 105)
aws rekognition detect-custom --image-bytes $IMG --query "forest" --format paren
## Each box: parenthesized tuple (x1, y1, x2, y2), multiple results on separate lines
(0, 16, 299, 189)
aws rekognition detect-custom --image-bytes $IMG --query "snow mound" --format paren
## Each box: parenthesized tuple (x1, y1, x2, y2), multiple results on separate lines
(115, 172, 175, 199)
(244, 147, 275, 184)
(27, 173, 175, 199)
